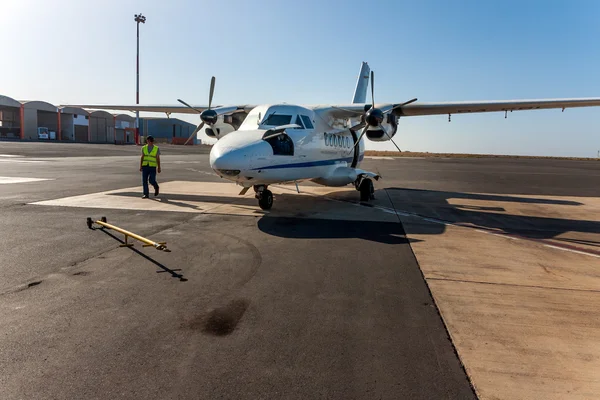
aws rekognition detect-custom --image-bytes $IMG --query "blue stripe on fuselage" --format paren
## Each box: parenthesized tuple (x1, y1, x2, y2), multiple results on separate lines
(251, 154, 364, 170)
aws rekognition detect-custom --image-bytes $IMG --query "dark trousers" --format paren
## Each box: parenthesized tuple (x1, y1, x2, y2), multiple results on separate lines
(142, 166, 159, 196)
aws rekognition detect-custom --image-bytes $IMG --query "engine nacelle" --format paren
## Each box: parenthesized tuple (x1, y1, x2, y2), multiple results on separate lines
(365, 114, 398, 142)
(204, 114, 239, 139)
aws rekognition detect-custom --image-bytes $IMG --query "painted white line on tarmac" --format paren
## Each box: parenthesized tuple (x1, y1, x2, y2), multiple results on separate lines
(0, 177, 53, 184)
(544, 244, 600, 259)
(0, 159, 46, 163)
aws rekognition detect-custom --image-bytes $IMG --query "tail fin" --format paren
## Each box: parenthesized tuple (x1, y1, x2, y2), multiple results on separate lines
(352, 62, 370, 104)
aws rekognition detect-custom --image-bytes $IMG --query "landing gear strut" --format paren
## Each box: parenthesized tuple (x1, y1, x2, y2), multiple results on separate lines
(254, 185, 273, 210)
(356, 177, 374, 202)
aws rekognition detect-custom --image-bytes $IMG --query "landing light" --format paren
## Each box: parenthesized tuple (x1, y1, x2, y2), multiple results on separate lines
(218, 169, 240, 176)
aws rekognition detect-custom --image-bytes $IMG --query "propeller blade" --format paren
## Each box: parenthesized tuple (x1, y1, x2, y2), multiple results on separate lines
(401, 97, 418, 106)
(208, 76, 215, 110)
(370, 71, 375, 107)
(184, 121, 204, 145)
(383, 129, 402, 152)
(177, 99, 204, 114)
(348, 126, 368, 154)
(350, 121, 366, 131)
(384, 98, 418, 114)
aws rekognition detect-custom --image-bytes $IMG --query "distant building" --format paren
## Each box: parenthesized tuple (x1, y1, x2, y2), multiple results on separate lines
(139, 117, 200, 145)
(0, 94, 137, 144)
(0, 93, 201, 145)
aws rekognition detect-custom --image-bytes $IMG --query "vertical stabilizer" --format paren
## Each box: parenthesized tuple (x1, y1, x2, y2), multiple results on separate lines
(352, 62, 370, 104)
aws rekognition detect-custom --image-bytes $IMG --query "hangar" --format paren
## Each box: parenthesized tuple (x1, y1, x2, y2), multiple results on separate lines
(115, 114, 135, 144)
(59, 107, 89, 142)
(139, 117, 200, 144)
(89, 110, 116, 143)
(22, 100, 59, 140)
(0, 95, 22, 139)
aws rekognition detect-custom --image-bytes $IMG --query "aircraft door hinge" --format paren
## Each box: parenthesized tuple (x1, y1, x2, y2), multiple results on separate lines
(448, 113, 451, 122)
(505, 110, 507, 119)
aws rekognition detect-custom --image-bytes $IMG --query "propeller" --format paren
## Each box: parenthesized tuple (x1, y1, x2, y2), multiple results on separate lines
(347, 71, 417, 154)
(183, 121, 205, 145)
(179, 76, 218, 144)
(201, 76, 218, 125)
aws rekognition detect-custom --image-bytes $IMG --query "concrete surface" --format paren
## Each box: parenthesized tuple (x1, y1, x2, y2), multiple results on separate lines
(379, 178, 600, 399)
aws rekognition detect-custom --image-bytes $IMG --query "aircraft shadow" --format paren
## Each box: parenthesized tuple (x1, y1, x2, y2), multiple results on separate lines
(381, 188, 599, 240)
(106, 188, 598, 245)
(107, 190, 420, 244)
(256, 216, 415, 245)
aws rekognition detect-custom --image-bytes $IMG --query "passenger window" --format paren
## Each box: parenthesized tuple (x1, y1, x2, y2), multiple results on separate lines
(294, 115, 304, 129)
(266, 134, 294, 156)
(300, 115, 314, 130)
(324, 133, 329, 146)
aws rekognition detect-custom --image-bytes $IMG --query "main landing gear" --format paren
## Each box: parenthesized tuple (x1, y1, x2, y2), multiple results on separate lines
(355, 177, 375, 202)
(254, 185, 273, 210)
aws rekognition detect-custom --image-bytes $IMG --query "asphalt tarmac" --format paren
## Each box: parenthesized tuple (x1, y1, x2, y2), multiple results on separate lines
(1, 142, 598, 399)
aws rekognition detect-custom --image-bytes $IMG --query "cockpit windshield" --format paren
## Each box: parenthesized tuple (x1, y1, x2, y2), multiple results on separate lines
(261, 114, 291, 126)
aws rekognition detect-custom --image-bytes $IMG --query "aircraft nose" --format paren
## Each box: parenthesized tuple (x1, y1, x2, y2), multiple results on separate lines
(210, 144, 249, 178)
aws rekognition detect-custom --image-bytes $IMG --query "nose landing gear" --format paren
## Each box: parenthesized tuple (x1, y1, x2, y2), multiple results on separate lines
(355, 177, 375, 202)
(254, 185, 273, 210)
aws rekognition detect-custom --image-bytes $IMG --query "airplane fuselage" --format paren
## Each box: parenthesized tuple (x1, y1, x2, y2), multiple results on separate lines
(209, 104, 368, 188)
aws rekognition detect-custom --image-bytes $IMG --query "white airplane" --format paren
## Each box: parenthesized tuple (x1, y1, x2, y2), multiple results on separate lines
(66, 62, 600, 210)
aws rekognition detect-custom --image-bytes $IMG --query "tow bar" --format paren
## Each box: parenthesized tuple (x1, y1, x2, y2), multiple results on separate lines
(86, 216, 171, 252)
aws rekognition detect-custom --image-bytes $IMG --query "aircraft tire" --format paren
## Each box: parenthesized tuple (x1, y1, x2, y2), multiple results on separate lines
(359, 178, 373, 202)
(259, 190, 273, 210)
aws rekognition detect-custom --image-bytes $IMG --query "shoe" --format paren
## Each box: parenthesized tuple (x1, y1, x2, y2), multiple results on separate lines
(154, 186, 159, 196)
(142, 195, 148, 198)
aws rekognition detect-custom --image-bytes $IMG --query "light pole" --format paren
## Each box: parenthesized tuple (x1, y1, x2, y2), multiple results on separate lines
(134, 13, 146, 145)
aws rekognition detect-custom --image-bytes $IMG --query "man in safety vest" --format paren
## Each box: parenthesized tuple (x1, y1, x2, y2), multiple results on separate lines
(139, 135, 161, 198)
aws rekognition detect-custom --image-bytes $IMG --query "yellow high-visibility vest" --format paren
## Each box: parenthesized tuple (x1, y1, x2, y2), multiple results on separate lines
(142, 145, 159, 167)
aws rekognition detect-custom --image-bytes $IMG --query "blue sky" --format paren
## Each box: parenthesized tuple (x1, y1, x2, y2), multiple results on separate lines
(2, 0, 600, 157)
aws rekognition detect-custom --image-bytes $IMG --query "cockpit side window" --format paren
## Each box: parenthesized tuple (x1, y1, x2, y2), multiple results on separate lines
(294, 115, 305, 129)
(262, 114, 291, 126)
(300, 115, 314, 130)
(265, 134, 294, 156)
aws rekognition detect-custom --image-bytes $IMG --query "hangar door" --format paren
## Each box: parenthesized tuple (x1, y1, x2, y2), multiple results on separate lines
(91, 117, 106, 142)
(90, 113, 115, 143)
(74, 125, 88, 142)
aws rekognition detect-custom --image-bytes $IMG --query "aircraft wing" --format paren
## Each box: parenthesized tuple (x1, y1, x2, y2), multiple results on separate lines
(317, 98, 600, 120)
(59, 104, 256, 114)
(397, 98, 600, 116)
